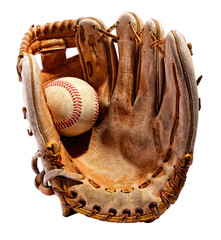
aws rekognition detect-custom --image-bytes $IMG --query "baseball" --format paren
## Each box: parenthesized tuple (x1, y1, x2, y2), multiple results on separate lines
(44, 77, 99, 137)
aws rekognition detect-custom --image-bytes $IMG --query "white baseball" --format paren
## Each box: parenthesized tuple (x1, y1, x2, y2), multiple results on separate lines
(44, 77, 99, 137)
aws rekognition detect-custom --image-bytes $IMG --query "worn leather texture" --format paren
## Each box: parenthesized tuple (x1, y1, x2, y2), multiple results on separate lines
(17, 12, 199, 223)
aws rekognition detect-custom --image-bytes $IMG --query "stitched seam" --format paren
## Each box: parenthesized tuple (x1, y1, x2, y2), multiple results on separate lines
(91, 90, 99, 127)
(59, 154, 192, 222)
(45, 80, 82, 130)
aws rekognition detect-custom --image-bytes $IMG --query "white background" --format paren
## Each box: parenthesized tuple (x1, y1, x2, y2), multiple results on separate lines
(1, 0, 220, 239)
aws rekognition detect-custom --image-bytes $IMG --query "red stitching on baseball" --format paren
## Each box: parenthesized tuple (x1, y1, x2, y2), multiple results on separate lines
(45, 80, 82, 130)
(91, 89, 99, 127)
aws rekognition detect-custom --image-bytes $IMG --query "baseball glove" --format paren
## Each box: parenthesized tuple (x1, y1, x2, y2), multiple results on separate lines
(17, 12, 200, 223)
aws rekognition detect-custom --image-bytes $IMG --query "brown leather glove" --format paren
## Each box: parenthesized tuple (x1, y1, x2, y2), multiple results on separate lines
(17, 12, 200, 223)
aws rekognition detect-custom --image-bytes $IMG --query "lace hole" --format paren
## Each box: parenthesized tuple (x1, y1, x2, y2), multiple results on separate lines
(70, 191, 77, 199)
(123, 209, 131, 217)
(135, 208, 143, 215)
(93, 205, 101, 212)
(149, 202, 157, 210)
(78, 199, 86, 207)
(109, 208, 117, 216)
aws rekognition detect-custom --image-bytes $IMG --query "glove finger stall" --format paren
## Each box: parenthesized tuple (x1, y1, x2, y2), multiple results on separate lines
(75, 17, 118, 105)
(134, 19, 165, 117)
(156, 31, 199, 155)
(110, 12, 143, 110)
